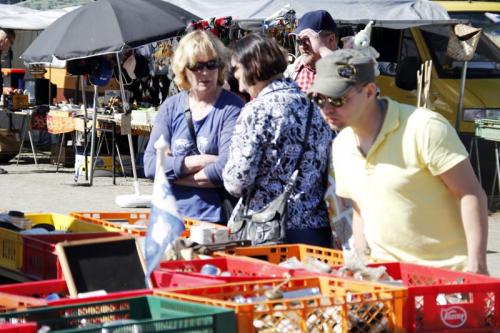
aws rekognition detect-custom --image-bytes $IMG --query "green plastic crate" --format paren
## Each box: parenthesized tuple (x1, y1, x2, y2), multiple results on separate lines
(0, 296, 236, 333)
(475, 119, 500, 142)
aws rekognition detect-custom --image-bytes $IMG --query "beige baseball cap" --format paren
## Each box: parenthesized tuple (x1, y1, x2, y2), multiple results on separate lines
(309, 49, 375, 98)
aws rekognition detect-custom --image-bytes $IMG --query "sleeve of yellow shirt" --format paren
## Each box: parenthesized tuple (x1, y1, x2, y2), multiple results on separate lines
(419, 112, 468, 176)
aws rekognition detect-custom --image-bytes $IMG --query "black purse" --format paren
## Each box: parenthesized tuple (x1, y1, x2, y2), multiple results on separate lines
(183, 104, 238, 223)
(228, 101, 314, 245)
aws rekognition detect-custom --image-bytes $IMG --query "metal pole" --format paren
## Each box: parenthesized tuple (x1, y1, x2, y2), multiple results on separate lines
(81, 75, 89, 181)
(89, 84, 98, 186)
(115, 53, 140, 195)
(455, 61, 468, 130)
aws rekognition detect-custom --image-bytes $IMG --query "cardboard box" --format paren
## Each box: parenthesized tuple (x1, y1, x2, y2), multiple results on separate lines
(47, 113, 75, 134)
(74, 154, 132, 178)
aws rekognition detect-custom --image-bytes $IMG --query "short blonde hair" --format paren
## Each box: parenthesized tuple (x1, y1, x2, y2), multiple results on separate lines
(172, 30, 228, 90)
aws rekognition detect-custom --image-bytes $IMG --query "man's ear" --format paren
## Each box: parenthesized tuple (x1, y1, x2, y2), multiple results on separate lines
(328, 34, 338, 50)
(365, 83, 378, 99)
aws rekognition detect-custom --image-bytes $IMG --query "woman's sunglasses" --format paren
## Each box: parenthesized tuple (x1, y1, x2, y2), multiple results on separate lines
(187, 59, 220, 71)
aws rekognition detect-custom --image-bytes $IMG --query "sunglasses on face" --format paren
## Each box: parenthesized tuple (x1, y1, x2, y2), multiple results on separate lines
(312, 86, 364, 108)
(187, 59, 219, 71)
(296, 36, 309, 46)
(313, 95, 345, 108)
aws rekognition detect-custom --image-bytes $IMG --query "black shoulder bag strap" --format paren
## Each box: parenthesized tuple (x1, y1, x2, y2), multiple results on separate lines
(183, 103, 201, 154)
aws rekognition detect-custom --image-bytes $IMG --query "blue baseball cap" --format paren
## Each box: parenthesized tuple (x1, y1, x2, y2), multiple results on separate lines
(89, 57, 113, 87)
(292, 10, 337, 35)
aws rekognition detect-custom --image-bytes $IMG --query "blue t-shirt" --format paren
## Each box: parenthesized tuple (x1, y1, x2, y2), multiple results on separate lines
(144, 89, 243, 222)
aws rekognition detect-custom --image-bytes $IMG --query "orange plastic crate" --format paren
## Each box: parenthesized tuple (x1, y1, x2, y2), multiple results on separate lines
(155, 276, 406, 333)
(0, 292, 47, 313)
(69, 211, 225, 237)
(222, 243, 344, 266)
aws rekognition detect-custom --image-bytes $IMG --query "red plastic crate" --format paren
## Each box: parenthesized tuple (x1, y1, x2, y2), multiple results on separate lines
(0, 279, 151, 306)
(304, 261, 500, 332)
(158, 256, 291, 282)
(152, 270, 225, 288)
(0, 323, 37, 333)
(0, 279, 67, 299)
(21, 232, 123, 280)
(368, 262, 500, 332)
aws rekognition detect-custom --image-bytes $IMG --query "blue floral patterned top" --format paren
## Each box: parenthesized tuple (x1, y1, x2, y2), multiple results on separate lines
(223, 78, 332, 230)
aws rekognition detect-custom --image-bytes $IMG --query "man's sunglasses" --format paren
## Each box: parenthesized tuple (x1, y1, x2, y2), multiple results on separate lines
(312, 87, 364, 108)
(312, 95, 346, 108)
(187, 59, 220, 71)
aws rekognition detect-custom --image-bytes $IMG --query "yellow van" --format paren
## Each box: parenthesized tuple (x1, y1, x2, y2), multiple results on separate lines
(372, 1, 500, 134)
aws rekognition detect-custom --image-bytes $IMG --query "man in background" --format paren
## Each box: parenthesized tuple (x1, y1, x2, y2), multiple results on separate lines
(0, 28, 15, 95)
(286, 10, 338, 92)
(0, 28, 15, 175)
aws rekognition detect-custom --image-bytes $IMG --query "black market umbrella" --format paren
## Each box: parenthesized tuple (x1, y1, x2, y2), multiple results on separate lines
(21, 0, 199, 202)
(21, 0, 200, 63)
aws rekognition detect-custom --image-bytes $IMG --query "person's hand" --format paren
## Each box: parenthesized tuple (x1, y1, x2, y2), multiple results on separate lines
(298, 29, 334, 58)
(2, 87, 14, 95)
(201, 154, 218, 165)
(183, 154, 218, 175)
(298, 28, 322, 53)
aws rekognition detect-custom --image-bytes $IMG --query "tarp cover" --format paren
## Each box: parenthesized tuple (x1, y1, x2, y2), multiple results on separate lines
(0, 4, 77, 30)
(165, 0, 452, 28)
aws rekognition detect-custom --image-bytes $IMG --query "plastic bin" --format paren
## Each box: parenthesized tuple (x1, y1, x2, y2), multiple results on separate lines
(158, 256, 291, 282)
(69, 211, 225, 237)
(152, 270, 226, 288)
(156, 276, 406, 333)
(0, 323, 37, 333)
(0, 296, 236, 333)
(21, 232, 123, 280)
(0, 292, 47, 313)
(367, 262, 500, 332)
(222, 243, 344, 266)
(0, 213, 109, 272)
(0, 279, 152, 308)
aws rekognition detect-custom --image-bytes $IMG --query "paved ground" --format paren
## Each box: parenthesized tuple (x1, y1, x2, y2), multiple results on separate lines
(1, 155, 500, 277)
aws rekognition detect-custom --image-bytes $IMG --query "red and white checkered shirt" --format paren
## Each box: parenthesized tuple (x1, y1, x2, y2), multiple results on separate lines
(294, 63, 316, 92)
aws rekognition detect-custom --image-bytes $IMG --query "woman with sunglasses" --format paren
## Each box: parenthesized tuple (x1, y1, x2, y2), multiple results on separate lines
(223, 34, 333, 247)
(144, 30, 243, 224)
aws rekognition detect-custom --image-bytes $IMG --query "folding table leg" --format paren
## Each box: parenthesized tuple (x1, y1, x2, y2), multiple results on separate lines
(56, 133, 65, 172)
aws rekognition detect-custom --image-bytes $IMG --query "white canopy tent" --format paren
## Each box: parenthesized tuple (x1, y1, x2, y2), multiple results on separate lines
(0, 4, 77, 30)
(0, 4, 77, 68)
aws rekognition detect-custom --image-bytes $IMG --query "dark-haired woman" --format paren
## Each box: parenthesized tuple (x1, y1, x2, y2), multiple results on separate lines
(223, 34, 333, 246)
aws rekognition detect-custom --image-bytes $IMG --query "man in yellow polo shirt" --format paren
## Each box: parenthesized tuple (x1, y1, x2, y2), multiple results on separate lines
(309, 49, 488, 274)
